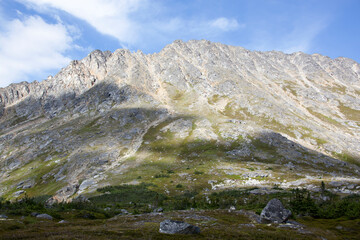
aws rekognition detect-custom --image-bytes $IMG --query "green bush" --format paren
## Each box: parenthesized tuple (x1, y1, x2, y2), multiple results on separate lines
(154, 174, 170, 178)
(90, 183, 167, 210)
(289, 188, 318, 216)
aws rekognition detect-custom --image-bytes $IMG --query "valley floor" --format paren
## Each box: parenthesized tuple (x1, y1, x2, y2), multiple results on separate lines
(1, 210, 359, 239)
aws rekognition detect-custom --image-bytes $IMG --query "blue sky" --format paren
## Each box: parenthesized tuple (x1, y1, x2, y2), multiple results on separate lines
(0, 0, 359, 87)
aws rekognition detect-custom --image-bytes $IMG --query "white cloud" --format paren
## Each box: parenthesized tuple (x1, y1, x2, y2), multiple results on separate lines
(246, 15, 328, 54)
(210, 17, 241, 31)
(281, 20, 327, 53)
(20, 0, 144, 45)
(20, 0, 245, 46)
(0, 16, 73, 87)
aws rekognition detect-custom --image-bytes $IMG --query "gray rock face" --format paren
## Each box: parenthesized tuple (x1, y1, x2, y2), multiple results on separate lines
(159, 219, 200, 234)
(36, 213, 53, 220)
(260, 198, 291, 223)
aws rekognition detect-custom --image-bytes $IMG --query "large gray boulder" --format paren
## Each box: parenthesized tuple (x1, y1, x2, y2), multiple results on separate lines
(159, 219, 200, 234)
(0, 214, 8, 219)
(36, 213, 53, 220)
(260, 198, 291, 223)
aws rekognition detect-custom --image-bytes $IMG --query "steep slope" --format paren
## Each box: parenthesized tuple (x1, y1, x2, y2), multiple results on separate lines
(0, 40, 359, 202)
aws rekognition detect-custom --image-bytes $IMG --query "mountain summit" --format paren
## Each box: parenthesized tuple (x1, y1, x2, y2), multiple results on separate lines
(0, 40, 359, 202)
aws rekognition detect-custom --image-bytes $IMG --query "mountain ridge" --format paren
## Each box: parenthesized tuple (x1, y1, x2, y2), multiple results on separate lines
(0, 39, 359, 202)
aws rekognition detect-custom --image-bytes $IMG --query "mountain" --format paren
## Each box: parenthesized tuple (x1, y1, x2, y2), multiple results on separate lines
(0, 40, 359, 203)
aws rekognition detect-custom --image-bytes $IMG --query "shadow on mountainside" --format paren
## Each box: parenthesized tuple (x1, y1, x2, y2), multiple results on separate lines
(137, 127, 360, 176)
(0, 81, 359, 199)
(0, 80, 156, 132)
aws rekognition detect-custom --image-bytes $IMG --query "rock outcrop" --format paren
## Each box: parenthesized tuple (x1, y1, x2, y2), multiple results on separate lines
(36, 213, 53, 220)
(159, 219, 200, 234)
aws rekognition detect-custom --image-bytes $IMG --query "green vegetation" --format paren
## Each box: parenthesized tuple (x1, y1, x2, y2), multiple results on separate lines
(1, 209, 345, 240)
(1, 184, 360, 239)
(307, 108, 342, 127)
(2, 184, 360, 220)
(338, 102, 360, 122)
(90, 183, 166, 211)
(222, 102, 297, 138)
(329, 84, 347, 94)
(172, 90, 184, 101)
(154, 173, 170, 178)
(208, 94, 222, 105)
(10, 115, 28, 127)
(75, 117, 101, 135)
(333, 152, 360, 167)
(281, 80, 298, 97)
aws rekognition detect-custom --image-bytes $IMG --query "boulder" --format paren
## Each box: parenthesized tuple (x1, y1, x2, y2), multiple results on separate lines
(260, 198, 291, 223)
(0, 214, 8, 219)
(13, 190, 25, 197)
(153, 207, 164, 213)
(159, 219, 200, 234)
(31, 212, 39, 217)
(36, 213, 53, 220)
(120, 209, 129, 215)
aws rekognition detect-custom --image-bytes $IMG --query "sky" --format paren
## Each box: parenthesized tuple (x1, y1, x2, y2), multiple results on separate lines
(0, 0, 359, 88)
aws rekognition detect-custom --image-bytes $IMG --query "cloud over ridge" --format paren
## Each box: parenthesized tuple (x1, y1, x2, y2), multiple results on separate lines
(0, 15, 73, 87)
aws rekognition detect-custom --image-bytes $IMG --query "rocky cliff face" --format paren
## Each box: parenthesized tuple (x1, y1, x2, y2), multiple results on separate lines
(0, 40, 359, 202)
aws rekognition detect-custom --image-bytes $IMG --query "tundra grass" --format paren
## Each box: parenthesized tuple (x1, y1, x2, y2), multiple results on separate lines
(1, 208, 359, 239)
(338, 102, 360, 122)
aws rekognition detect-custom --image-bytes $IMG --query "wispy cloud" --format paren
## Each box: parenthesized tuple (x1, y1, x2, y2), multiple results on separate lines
(0, 15, 73, 87)
(19, 0, 244, 46)
(19, 0, 145, 45)
(210, 17, 242, 32)
(281, 20, 327, 53)
(246, 13, 329, 54)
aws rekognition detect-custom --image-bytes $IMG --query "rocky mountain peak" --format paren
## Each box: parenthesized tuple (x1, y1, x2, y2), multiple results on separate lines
(0, 40, 359, 202)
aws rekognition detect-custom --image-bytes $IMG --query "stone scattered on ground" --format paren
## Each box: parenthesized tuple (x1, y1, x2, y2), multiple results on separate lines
(36, 213, 53, 220)
(153, 207, 163, 213)
(184, 214, 217, 221)
(120, 209, 129, 215)
(159, 219, 201, 234)
(58, 220, 68, 223)
(31, 212, 39, 217)
(238, 223, 255, 228)
(260, 198, 291, 223)
(237, 210, 261, 223)
(13, 190, 25, 197)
